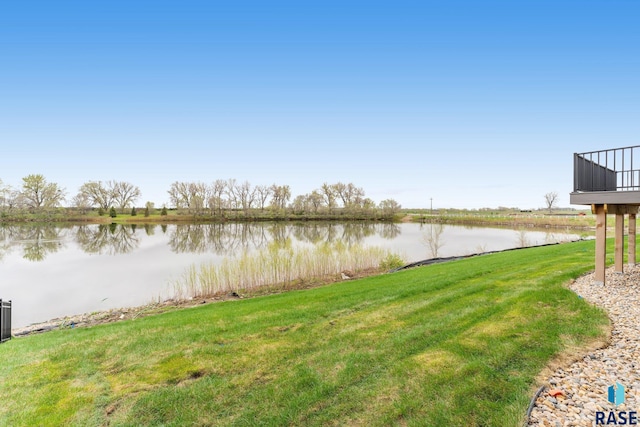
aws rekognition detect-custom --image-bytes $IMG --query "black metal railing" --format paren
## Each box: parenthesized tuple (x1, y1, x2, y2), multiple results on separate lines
(574, 145, 640, 192)
(0, 299, 11, 343)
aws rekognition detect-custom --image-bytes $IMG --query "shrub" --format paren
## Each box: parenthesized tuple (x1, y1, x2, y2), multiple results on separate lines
(379, 253, 405, 271)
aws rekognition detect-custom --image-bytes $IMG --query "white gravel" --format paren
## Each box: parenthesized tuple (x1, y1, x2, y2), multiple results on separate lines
(527, 265, 640, 426)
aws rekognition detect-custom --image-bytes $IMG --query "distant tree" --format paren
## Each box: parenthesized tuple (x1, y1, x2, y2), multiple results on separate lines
(331, 182, 365, 210)
(112, 181, 141, 213)
(208, 179, 227, 216)
(109, 206, 117, 218)
(168, 181, 207, 214)
(292, 195, 309, 214)
(0, 179, 17, 211)
(308, 190, 325, 213)
(98, 207, 105, 216)
(77, 181, 113, 210)
(361, 197, 376, 211)
(71, 193, 92, 214)
(544, 192, 559, 214)
(0, 179, 8, 208)
(254, 185, 272, 211)
(226, 179, 239, 210)
(144, 201, 153, 217)
(131, 207, 137, 216)
(236, 181, 255, 213)
(379, 199, 401, 217)
(168, 181, 190, 210)
(20, 174, 66, 210)
(160, 206, 168, 216)
(189, 182, 208, 216)
(321, 183, 337, 213)
(270, 184, 291, 210)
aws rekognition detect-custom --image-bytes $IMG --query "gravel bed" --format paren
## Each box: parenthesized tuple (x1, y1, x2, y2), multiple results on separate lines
(528, 265, 640, 426)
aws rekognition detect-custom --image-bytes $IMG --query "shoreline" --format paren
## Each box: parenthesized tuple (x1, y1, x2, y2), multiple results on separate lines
(10, 268, 382, 338)
(11, 240, 589, 338)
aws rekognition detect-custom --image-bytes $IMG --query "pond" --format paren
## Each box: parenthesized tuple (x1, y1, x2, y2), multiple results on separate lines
(0, 222, 585, 328)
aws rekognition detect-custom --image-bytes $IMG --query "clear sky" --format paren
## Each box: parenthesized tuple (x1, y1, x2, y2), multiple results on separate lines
(1, 1, 638, 210)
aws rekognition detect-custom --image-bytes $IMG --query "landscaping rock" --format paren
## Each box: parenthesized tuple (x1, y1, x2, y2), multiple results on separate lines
(528, 266, 640, 426)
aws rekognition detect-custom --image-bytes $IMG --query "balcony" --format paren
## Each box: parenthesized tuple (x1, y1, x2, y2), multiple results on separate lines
(571, 145, 640, 205)
(570, 145, 640, 285)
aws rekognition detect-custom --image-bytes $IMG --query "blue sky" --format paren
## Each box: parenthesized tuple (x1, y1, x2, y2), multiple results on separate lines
(1, 1, 639, 209)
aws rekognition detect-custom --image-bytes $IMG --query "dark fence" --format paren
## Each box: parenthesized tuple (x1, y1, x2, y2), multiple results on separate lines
(574, 146, 640, 192)
(0, 299, 11, 343)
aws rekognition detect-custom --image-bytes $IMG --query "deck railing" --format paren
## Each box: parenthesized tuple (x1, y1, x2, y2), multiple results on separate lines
(0, 299, 11, 343)
(574, 145, 640, 192)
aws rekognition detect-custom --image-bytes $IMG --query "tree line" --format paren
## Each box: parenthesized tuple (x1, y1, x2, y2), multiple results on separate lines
(0, 175, 401, 219)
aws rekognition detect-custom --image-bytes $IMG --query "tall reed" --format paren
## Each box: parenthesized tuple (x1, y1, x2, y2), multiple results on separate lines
(172, 240, 404, 299)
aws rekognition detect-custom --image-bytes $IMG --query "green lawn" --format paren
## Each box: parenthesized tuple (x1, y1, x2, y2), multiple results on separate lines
(0, 240, 609, 426)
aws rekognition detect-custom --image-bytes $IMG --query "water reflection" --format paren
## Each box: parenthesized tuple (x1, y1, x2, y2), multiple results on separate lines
(75, 224, 141, 255)
(0, 221, 586, 328)
(167, 222, 399, 256)
(0, 224, 67, 261)
(0, 221, 403, 261)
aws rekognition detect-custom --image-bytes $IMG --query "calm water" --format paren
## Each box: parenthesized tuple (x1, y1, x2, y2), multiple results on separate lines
(0, 222, 584, 328)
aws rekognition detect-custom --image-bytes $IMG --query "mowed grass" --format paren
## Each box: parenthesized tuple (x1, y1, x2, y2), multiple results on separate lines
(0, 240, 610, 426)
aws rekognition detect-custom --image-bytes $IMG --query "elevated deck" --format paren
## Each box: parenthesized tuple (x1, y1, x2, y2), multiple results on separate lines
(570, 146, 640, 285)
(570, 190, 640, 205)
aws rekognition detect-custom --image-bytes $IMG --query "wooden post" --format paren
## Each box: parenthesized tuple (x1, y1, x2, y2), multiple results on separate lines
(594, 204, 607, 285)
(615, 211, 624, 274)
(630, 213, 637, 266)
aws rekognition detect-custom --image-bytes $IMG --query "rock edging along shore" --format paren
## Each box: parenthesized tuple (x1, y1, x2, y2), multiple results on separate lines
(528, 266, 640, 426)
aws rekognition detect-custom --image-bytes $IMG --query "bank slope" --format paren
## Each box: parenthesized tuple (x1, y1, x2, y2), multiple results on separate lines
(0, 240, 609, 426)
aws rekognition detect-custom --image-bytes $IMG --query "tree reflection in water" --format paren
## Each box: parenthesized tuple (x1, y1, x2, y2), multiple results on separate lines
(75, 224, 140, 255)
(169, 222, 401, 255)
(0, 224, 68, 262)
(1, 221, 402, 261)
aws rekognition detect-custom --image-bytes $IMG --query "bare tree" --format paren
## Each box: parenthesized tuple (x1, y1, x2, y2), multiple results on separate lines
(112, 181, 141, 213)
(254, 185, 272, 211)
(0, 179, 12, 210)
(308, 190, 325, 213)
(20, 174, 66, 210)
(331, 182, 347, 207)
(236, 181, 255, 213)
(270, 184, 291, 210)
(77, 181, 114, 210)
(321, 182, 337, 213)
(226, 179, 239, 210)
(189, 182, 208, 216)
(544, 191, 559, 214)
(2, 189, 23, 211)
(208, 179, 227, 216)
(331, 182, 365, 210)
(168, 181, 191, 210)
(72, 193, 92, 214)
